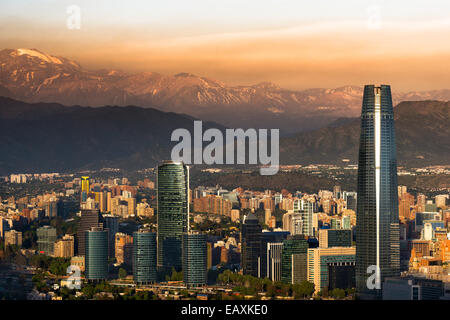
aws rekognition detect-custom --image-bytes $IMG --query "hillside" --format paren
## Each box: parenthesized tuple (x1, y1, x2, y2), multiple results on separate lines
(280, 100, 450, 167)
(2, 48, 450, 134)
(0, 97, 222, 174)
(0, 98, 448, 174)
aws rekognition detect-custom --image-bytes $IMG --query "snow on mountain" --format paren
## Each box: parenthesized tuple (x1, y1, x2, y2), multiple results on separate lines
(0, 48, 449, 134)
(15, 49, 63, 64)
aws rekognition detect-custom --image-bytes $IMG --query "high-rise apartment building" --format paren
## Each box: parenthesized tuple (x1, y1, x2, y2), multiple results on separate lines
(54, 234, 75, 258)
(37, 225, 57, 255)
(157, 161, 189, 271)
(356, 85, 400, 299)
(343, 192, 357, 212)
(45, 200, 58, 218)
(4, 230, 22, 247)
(77, 209, 102, 256)
(81, 176, 90, 193)
(115, 232, 133, 265)
(300, 200, 314, 237)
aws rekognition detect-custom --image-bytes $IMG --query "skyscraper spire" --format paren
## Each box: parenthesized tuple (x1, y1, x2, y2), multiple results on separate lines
(356, 85, 400, 299)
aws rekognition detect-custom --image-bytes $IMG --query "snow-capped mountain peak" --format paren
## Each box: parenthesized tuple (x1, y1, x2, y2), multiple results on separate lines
(13, 48, 63, 64)
(1, 48, 450, 134)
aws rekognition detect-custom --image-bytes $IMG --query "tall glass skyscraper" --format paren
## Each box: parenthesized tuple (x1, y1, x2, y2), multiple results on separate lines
(281, 235, 308, 284)
(103, 214, 119, 259)
(356, 85, 400, 299)
(133, 229, 157, 284)
(85, 227, 108, 281)
(258, 230, 289, 278)
(182, 233, 207, 288)
(241, 212, 262, 277)
(157, 160, 189, 271)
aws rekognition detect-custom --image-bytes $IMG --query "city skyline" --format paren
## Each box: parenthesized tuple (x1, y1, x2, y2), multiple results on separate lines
(0, 0, 449, 305)
(0, 157, 449, 301)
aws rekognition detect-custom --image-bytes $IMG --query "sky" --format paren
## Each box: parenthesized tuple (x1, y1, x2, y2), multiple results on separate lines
(1, 0, 450, 91)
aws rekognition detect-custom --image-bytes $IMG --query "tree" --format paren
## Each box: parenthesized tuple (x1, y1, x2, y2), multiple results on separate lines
(293, 281, 315, 299)
(81, 284, 95, 299)
(330, 288, 346, 299)
(49, 258, 70, 275)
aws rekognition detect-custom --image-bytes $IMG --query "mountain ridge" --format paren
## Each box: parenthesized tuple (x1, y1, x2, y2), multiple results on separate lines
(0, 96, 224, 174)
(0, 97, 448, 174)
(279, 100, 450, 167)
(1, 48, 450, 134)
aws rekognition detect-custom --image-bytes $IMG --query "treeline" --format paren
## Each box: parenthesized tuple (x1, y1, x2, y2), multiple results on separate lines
(217, 270, 315, 299)
(30, 254, 71, 275)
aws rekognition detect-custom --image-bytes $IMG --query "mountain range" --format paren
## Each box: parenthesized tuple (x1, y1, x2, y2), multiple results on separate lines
(0, 96, 223, 174)
(0, 97, 448, 174)
(1, 48, 450, 134)
(280, 100, 450, 167)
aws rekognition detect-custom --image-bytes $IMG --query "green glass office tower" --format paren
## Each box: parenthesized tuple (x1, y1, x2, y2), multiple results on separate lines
(133, 229, 157, 284)
(85, 227, 108, 281)
(157, 161, 189, 271)
(281, 235, 308, 284)
(37, 225, 57, 255)
(241, 212, 262, 277)
(356, 85, 400, 299)
(182, 233, 207, 288)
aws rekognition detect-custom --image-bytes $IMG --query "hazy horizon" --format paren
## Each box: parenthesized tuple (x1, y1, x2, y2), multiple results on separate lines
(1, 0, 450, 91)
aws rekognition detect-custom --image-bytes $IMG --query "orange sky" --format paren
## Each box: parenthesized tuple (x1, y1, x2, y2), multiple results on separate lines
(1, 1, 450, 91)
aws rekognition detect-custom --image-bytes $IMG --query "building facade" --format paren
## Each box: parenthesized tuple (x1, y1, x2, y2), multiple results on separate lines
(4, 230, 22, 247)
(308, 247, 356, 293)
(356, 85, 400, 299)
(54, 234, 75, 258)
(182, 233, 207, 288)
(319, 229, 352, 248)
(281, 235, 308, 284)
(77, 209, 102, 256)
(266, 242, 283, 282)
(37, 225, 57, 255)
(115, 232, 133, 265)
(103, 214, 119, 259)
(241, 213, 262, 277)
(85, 227, 108, 281)
(157, 161, 189, 271)
(133, 229, 157, 284)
